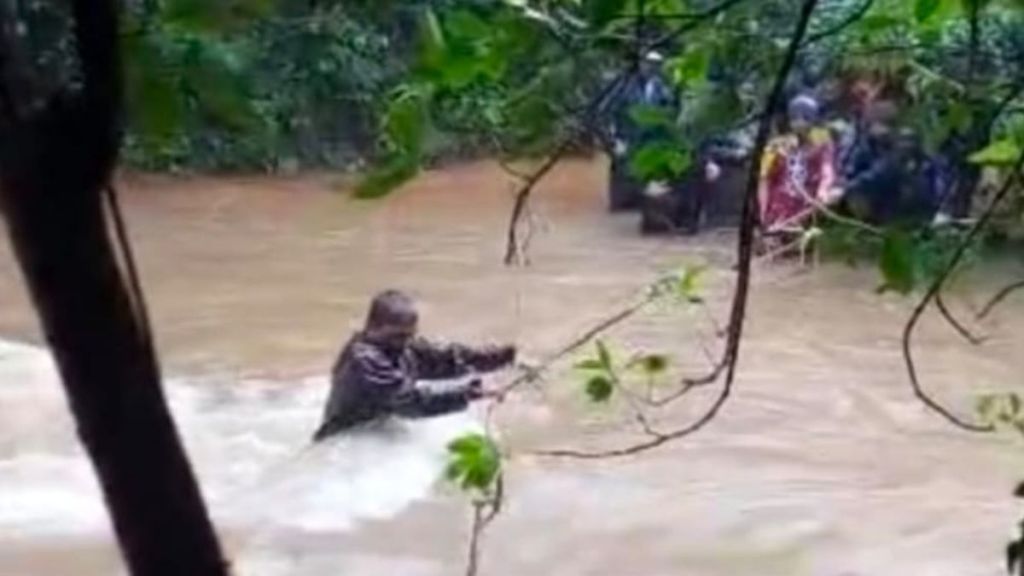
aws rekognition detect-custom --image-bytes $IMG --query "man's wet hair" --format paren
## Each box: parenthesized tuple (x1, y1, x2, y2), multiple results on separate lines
(365, 290, 418, 329)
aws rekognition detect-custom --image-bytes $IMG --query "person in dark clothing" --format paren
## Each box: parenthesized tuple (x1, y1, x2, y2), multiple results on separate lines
(841, 118, 948, 225)
(608, 51, 679, 211)
(639, 136, 744, 235)
(312, 290, 516, 442)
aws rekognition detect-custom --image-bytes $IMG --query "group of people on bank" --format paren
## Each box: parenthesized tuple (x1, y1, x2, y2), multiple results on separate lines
(607, 52, 970, 245)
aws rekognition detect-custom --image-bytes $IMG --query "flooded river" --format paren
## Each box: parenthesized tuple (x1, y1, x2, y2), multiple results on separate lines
(1, 159, 1023, 575)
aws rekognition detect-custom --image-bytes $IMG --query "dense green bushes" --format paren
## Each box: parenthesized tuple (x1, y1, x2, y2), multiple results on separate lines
(117, 2, 404, 171)
(113, 0, 599, 172)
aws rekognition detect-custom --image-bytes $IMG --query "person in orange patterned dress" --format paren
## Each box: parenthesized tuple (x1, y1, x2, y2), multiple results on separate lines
(758, 95, 839, 236)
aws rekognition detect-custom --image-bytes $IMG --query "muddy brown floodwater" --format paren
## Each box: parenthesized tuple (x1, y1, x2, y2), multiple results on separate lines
(1, 159, 1023, 576)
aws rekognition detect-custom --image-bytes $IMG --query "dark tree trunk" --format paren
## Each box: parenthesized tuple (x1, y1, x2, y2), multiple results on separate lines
(0, 2, 227, 575)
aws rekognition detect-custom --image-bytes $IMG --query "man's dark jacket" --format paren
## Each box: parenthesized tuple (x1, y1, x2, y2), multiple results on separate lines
(313, 334, 514, 441)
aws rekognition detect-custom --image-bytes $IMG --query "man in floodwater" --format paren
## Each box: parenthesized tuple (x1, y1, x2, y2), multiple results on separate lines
(312, 290, 516, 442)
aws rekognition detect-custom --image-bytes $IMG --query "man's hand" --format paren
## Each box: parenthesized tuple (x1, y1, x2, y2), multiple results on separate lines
(496, 345, 517, 366)
(704, 160, 722, 182)
(514, 357, 542, 381)
(466, 378, 503, 401)
(821, 186, 845, 205)
(466, 378, 485, 400)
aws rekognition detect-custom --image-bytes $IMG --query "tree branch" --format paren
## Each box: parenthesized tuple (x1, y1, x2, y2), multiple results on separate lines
(935, 290, 987, 345)
(464, 474, 504, 576)
(494, 293, 656, 401)
(977, 279, 1024, 321)
(504, 71, 629, 265)
(0, 3, 228, 573)
(902, 162, 1024, 433)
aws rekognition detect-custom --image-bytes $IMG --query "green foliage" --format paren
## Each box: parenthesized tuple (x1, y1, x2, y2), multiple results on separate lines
(628, 104, 676, 130)
(161, 0, 274, 33)
(915, 0, 945, 23)
(971, 138, 1023, 165)
(876, 228, 983, 295)
(445, 433, 501, 494)
(674, 266, 706, 304)
(636, 353, 669, 375)
(116, 1, 402, 170)
(354, 155, 419, 198)
(879, 230, 918, 294)
(575, 338, 673, 403)
(651, 265, 706, 303)
(585, 0, 627, 28)
(977, 392, 1024, 435)
(20, 0, 1020, 182)
(576, 340, 618, 403)
(585, 374, 615, 402)
(667, 47, 711, 89)
(629, 141, 692, 182)
(820, 223, 980, 295)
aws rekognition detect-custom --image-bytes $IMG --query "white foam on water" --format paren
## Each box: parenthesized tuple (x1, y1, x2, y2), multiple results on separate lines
(219, 415, 479, 533)
(0, 339, 481, 540)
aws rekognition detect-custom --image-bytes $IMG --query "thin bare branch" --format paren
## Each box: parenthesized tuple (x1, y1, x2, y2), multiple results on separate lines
(935, 291, 987, 345)
(504, 72, 630, 265)
(464, 474, 504, 576)
(977, 279, 1024, 320)
(495, 294, 656, 400)
(465, 503, 487, 576)
(902, 162, 1024, 433)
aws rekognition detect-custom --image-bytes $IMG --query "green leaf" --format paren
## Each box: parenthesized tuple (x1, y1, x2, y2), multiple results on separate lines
(947, 102, 973, 135)
(354, 155, 419, 199)
(446, 9, 490, 42)
(585, 374, 614, 403)
(575, 359, 606, 371)
(977, 394, 997, 417)
(879, 230, 916, 295)
(188, 54, 257, 131)
(596, 340, 613, 370)
(585, 0, 627, 28)
(123, 34, 185, 147)
(628, 104, 675, 129)
(969, 139, 1022, 166)
(668, 48, 710, 88)
(638, 354, 669, 375)
(648, 0, 686, 17)
(418, 7, 447, 71)
(383, 85, 431, 157)
(445, 433, 501, 493)
(915, 0, 943, 22)
(856, 14, 904, 32)
(439, 54, 485, 89)
(676, 265, 705, 302)
(629, 141, 691, 182)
